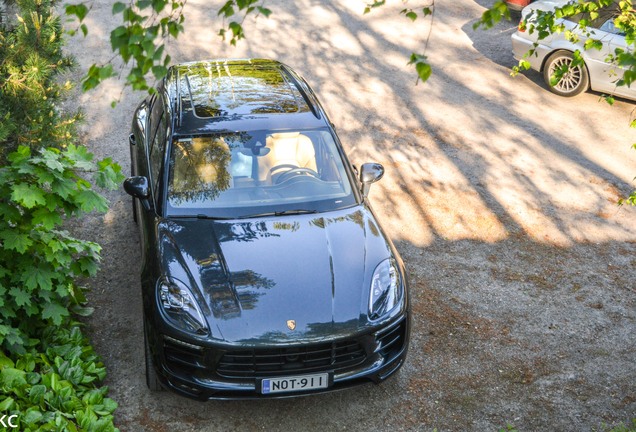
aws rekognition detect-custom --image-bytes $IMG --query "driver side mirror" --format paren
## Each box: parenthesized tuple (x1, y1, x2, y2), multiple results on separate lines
(359, 163, 384, 198)
(123, 176, 151, 211)
(123, 176, 150, 199)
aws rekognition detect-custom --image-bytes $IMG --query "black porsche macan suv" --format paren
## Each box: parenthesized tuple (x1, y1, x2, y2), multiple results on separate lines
(124, 59, 410, 399)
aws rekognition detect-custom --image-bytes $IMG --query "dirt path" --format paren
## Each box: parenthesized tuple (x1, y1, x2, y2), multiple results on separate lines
(66, 0, 636, 430)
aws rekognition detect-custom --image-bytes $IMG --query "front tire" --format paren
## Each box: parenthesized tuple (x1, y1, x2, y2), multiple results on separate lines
(543, 50, 589, 97)
(144, 321, 162, 391)
(132, 196, 138, 224)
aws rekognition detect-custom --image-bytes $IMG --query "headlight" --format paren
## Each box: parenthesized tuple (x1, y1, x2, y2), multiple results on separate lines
(368, 258, 403, 320)
(158, 278, 208, 335)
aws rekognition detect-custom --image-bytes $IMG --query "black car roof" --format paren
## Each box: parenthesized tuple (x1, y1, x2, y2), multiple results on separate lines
(165, 59, 328, 135)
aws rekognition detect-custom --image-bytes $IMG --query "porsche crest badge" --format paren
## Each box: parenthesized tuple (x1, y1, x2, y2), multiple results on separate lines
(286, 320, 296, 331)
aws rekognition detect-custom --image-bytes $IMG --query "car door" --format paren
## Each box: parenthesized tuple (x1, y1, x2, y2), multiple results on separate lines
(583, 7, 631, 95)
(135, 92, 166, 267)
(599, 19, 633, 99)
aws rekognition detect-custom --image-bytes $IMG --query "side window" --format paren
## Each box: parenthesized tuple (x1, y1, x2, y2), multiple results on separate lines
(150, 112, 168, 201)
(148, 95, 163, 148)
(599, 17, 624, 36)
(570, 6, 617, 31)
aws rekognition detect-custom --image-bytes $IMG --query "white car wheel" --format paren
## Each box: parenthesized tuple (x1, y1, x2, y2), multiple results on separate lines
(543, 50, 589, 97)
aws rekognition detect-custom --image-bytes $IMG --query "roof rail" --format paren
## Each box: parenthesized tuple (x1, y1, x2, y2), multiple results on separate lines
(175, 69, 183, 128)
(183, 73, 197, 118)
(280, 65, 320, 119)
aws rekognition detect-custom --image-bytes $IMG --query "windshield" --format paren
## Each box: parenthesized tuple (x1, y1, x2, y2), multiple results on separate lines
(166, 129, 357, 218)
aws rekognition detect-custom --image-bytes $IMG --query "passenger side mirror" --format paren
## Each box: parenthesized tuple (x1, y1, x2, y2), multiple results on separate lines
(359, 163, 384, 198)
(123, 176, 150, 200)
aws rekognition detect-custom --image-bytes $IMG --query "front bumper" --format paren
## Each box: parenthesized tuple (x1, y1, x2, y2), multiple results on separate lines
(150, 314, 410, 400)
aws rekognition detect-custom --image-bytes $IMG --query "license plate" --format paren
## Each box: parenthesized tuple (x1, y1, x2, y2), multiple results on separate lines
(260, 373, 330, 394)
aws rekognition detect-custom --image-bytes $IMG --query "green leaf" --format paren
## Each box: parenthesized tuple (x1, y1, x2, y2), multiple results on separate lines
(151, 65, 169, 80)
(408, 53, 432, 83)
(364, 0, 385, 14)
(8, 146, 31, 164)
(0, 202, 21, 224)
(152, 0, 169, 13)
(584, 38, 603, 51)
(65, 145, 95, 170)
(0, 351, 15, 368)
(401, 9, 418, 21)
(112, 2, 127, 14)
(75, 190, 109, 213)
(101, 397, 118, 414)
(33, 208, 63, 230)
(29, 384, 47, 402)
(71, 257, 100, 277)
(8, 287, 32, 307)
(75, 3, 89, 21)
(21, 266, 55, 292)
(0, 230, 33, 253)
(0, 396, 15, 411)
(37, 148, 65, 172)
(95, 159, 124, 190)
(415, 62, 432, 82)
(219, 2, 235, 17)
(42, 303, 70, 325)
(0, 368, 27, 387)
(228, 21, 244, 44)
(70, 305, 94, 317)
(82, 65, 116, 91)
(11, 183, 47, 209)
(23, 410, 43, 425)
(168, 21, 182, 38)
(257, 6, 272, 17)
(474, 1, 510, 30)
(51, 177, 77, 201)
(137, 0, 153, 9)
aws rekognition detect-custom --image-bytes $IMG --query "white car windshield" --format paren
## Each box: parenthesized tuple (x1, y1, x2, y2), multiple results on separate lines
(166, 128, 357, 218)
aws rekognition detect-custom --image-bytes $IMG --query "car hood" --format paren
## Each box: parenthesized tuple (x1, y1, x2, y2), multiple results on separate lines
(157, 206, 394, 345)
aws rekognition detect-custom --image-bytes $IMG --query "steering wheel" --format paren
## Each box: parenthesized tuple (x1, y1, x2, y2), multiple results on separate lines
(271, 164, 320, 184)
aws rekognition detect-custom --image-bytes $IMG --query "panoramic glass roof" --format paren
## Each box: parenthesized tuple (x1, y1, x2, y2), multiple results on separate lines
(175, 60, 310, 118)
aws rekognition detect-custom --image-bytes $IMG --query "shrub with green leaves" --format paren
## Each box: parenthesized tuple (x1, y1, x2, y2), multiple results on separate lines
(1, 0, 123, 429)
(0, 323, 118, 431)
(0, 144, 122, 354)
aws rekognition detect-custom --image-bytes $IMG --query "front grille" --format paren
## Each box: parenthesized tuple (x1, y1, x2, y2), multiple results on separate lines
(217, 340, 366, 379)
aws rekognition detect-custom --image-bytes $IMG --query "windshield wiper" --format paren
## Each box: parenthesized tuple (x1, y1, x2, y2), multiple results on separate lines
(170, 214, 234, 220)
(238, 209, 319, 219)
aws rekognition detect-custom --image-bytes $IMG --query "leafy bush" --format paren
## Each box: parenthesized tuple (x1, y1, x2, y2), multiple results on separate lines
(0, 0, 123, 430)
(0, 324, 118, 431)
(0, 145, 122, 354)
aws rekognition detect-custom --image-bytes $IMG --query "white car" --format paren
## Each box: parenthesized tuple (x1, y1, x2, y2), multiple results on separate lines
(511, 0, 635, 100)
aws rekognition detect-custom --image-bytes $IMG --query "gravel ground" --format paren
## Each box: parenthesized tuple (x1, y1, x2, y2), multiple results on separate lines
(64, 0, 636, 430)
